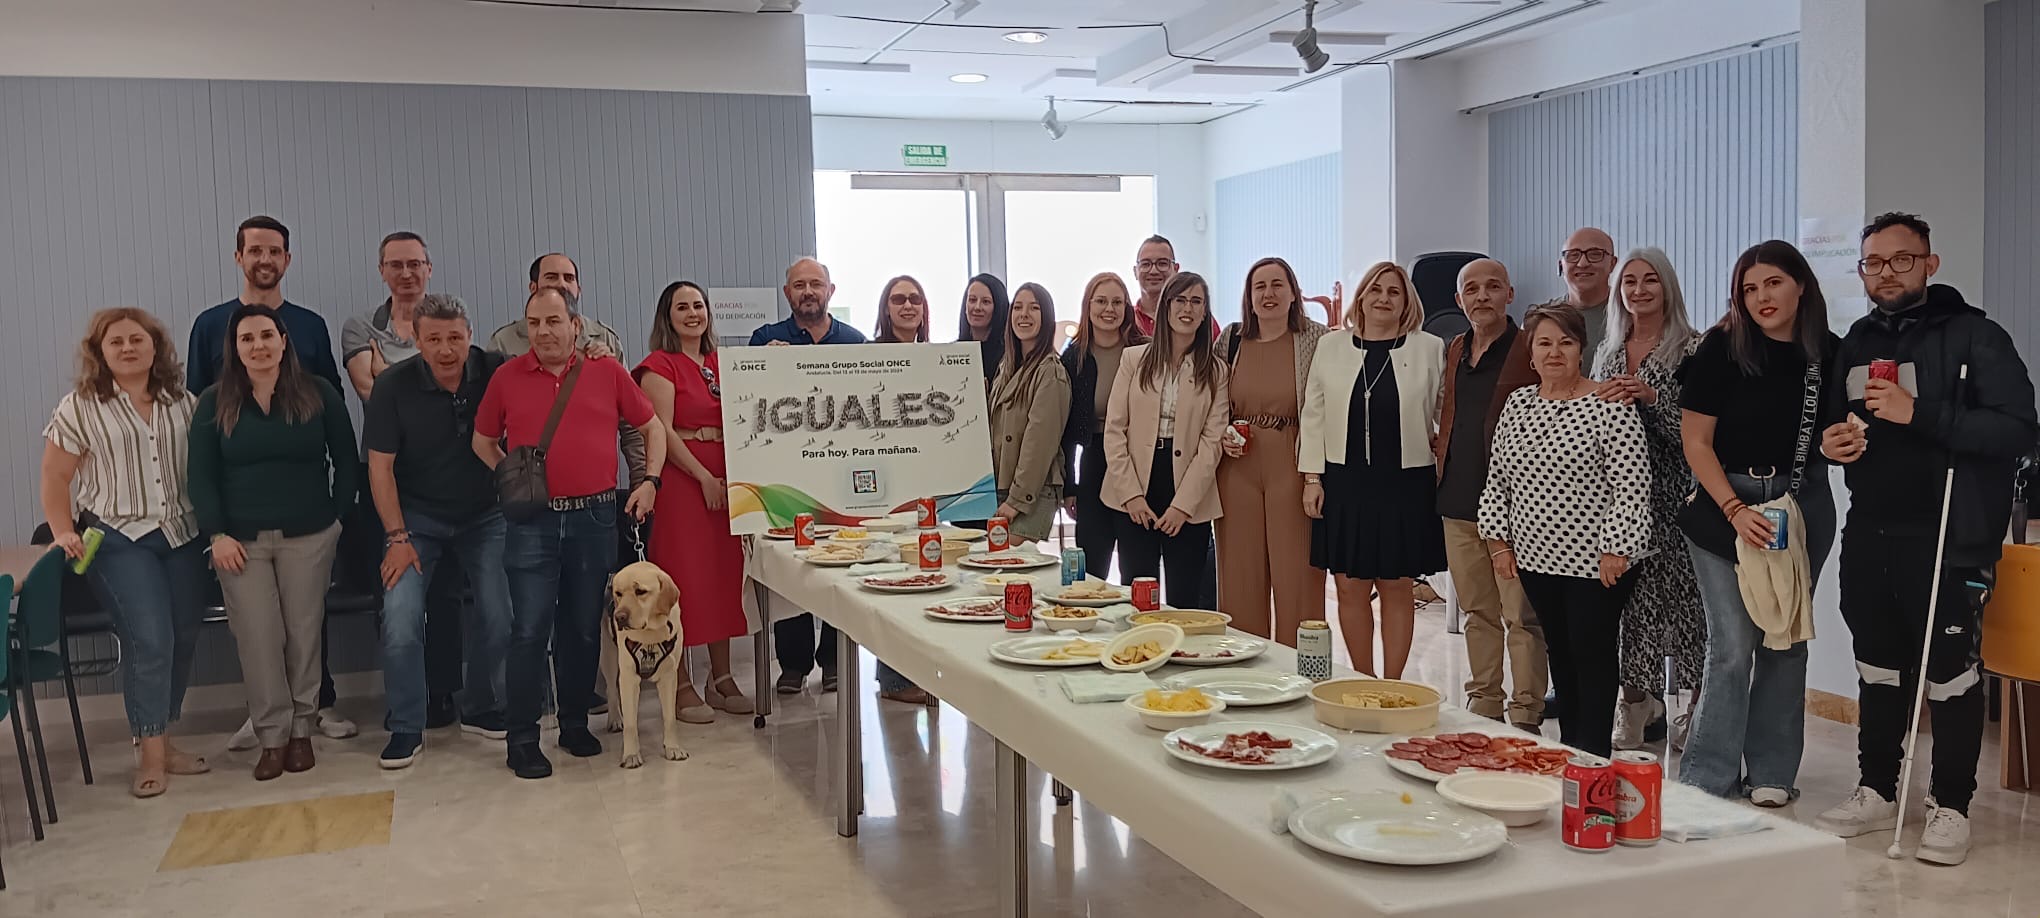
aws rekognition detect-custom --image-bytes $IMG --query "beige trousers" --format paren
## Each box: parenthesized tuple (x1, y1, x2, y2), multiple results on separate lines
(1441, 518, 1548, 723)
(218, 523, 342, 749)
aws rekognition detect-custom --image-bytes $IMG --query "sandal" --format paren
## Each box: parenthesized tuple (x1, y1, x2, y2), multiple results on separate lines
(131, 769, 168, 799)
(707, 674, 754, 715)
(166, 745, 211, 776)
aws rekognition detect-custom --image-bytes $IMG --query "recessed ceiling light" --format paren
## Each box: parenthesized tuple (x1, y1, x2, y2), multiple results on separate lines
(950, 72, 989, 84)
(1004, 31, 1048, 44)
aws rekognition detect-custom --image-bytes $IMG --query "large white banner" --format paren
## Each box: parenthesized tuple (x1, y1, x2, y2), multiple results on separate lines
(718, 342, 997, 534)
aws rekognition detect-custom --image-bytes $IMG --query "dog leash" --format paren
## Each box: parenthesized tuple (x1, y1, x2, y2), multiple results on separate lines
(629, 521, 647, 563)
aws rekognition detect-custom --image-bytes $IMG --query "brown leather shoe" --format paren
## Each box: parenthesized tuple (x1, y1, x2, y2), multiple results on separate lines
(282, 737, 316, 773)
(253, 747, 285, 781)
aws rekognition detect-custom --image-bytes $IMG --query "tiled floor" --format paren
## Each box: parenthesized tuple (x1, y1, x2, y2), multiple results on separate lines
(0, 600, 2034, 917)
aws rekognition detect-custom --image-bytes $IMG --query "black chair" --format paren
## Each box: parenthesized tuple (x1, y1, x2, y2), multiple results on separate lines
(1408, 250, 1489, 342)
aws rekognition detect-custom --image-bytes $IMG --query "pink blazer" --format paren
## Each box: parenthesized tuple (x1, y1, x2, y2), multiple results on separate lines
(1101, 344, 1230, 524)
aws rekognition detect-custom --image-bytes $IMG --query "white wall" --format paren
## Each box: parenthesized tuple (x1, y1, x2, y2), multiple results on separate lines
(1341, 67, 1397, 280)
(1390, 59, 1488, 261)
(0, 0, 807, 95)
(1455, 0, 1801, 110)
(1202, 85, 1344, 182)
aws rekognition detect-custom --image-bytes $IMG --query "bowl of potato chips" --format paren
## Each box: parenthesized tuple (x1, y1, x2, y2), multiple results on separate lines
(1124, 687, 1226, 730)
(1102, 622, 1185, 673)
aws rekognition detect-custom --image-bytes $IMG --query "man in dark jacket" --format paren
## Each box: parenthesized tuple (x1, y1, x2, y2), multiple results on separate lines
(1813, 212, 2037, 866)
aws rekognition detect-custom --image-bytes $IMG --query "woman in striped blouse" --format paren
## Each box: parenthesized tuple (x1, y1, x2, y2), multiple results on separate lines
(39, 308, 211, 798)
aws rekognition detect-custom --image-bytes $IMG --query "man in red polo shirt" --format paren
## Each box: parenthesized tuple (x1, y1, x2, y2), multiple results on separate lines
(473, 287, 666, 779)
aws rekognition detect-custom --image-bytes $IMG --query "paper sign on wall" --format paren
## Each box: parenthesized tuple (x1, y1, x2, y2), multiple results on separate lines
(717, 342, 996, 534)
(1798, 216, 1867, 325)
(713, 287, 781, 345)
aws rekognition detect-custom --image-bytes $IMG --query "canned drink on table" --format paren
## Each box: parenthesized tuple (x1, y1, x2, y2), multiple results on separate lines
(1761, 507, 1790, 551)
(987, 515, 1011, 551)
(793, 512, 817, 548)
(1231, 420, 1252, 454)
(1296, 620, 1333, 682)
(917, 530, 944, 570)
(1060, 548, 1086, 586)
(1562, 754, 1618, 852)
(1612, 751, 1663, 847)
(916, 496, 938, 529)
(1003, 581, 1034, 632)
(1130, 577, 1160, 611)
(1869, 358, 1899, 383)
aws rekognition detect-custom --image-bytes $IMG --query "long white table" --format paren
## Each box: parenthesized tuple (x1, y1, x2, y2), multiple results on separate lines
(747, 539, 1845, 918)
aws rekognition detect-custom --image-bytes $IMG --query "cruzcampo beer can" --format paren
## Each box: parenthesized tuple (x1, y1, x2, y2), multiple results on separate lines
(1003, 581, 1034, 632)
(916, 496, 938, 529)
(1231, 420, 1252, 455)
(918, 530, 944, 571)
(987, 516, 1011, 552)
(1130, 577, 1160, 611)
(793, 513, 817, 548)
(1869, 358, 1899, 383)
(1762, 506, 1789, 551)
(1563, 754, 1619, 852)
(1612, 751, 1664, 847)
(1296, 620, 1333, 682)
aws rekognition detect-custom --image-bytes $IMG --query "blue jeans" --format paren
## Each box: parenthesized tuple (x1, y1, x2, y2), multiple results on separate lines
(504, 501, 617, 746)
(380, 509, 511, 734)
(83, 528, 208, 737)
(1680, 472, 1835, 800)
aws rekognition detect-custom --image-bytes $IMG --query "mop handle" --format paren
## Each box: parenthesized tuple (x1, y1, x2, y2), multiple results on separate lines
(1888, 363, 1967, 856)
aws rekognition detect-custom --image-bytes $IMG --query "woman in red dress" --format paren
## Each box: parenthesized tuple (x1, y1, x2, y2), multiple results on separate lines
(635, 281, 751, 722)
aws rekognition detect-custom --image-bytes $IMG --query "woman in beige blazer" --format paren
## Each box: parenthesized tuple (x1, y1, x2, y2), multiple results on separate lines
(1103, 272, 1230, 607)
(989, 282, 1071, 543)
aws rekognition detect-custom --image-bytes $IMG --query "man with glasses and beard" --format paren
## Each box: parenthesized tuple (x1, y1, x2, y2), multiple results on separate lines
(749, 257, 865, 694)
(1812, 212, 2035, 866)
(1533, 227, 1618, 362)
(187, 214, 358, 748)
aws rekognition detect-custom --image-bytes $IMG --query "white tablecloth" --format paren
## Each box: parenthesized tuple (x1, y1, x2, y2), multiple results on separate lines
(748, 541, 1845, 918)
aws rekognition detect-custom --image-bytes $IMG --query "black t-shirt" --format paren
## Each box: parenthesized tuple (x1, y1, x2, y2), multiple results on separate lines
(362, 348, 506, 523)
(1678, 328, 1838, 471)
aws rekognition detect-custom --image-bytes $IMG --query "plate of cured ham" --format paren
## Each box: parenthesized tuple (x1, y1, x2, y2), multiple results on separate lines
(1381, 732, 1570, 783)
(1161, 722, 1338, 772)
(857, 572, 955, 594)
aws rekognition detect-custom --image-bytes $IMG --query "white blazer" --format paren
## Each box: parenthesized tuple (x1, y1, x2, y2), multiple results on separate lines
(1299, 330, 1445, 473)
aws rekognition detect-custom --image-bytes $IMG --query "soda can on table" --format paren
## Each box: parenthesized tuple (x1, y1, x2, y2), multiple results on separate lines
(917, 530, 944, 571)
(1060, 548, 1085, 586)
(1562, 754, 1618, 852)
(1612, 751, 1663, 847)
(1869, 358, 1899, 383)
(1762, 507, 1790, 551)
(1296, 620, 1333, 682)
(1130, 577, 1160, 611)
(987, 516, 1011, 551)
(916, 496, 938, 529)
(1003, 581, 1034, 632)
(1231, 420, 1252, 455)
(793, 512, 817, 548)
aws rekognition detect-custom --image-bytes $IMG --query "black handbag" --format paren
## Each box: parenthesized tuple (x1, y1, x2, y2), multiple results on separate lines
(495, 359, 583, 523)
(1679, 361, 1821, 560)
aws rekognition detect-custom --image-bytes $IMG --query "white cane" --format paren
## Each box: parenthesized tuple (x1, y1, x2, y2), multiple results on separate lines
(1887, 364, 1966, 860)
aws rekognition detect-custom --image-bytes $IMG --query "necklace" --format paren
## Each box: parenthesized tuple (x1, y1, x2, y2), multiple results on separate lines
(1357, 336, 1402, 464)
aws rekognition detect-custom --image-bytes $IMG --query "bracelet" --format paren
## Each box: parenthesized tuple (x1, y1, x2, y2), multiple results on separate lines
(385, 537, 411, 547)
(1489, 548, 1514, 558)
(384, 528, 409, 539)
(1303, 475, 1321, 484)
(1720, 499, 1745, 520)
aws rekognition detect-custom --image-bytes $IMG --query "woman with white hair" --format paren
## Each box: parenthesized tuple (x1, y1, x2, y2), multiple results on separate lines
(1592, 246, 1705, 749)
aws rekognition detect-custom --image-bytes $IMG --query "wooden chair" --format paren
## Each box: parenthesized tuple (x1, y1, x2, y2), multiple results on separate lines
(1982, 542, 2040, 791)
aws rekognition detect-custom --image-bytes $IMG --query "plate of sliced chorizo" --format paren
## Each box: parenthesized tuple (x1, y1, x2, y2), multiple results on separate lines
(1381, 731, 1571, 783)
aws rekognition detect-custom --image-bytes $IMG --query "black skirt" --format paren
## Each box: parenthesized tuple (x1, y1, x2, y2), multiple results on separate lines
(1310, 462, 1448, 579)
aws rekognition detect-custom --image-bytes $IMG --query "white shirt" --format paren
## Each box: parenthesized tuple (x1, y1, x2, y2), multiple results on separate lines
(1157, 357, 1191, 439)
(1477, 387, 1653, 579)
(43, 389, 199, 547)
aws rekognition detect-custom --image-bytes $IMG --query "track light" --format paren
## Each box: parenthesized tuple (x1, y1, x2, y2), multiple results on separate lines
(1294, 0, 1330, 73)
(1041, 97, 1067, 140)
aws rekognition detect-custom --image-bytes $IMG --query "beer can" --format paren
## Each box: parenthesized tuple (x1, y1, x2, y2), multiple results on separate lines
(1060, 548, 1086, 586)
(918, 530, 944, 571)
(1003, 581, 1034, 632)
(1869, 358, 1899, 383)
(1612, 751, 1663, 847)
(71, 526, 106, 575)
(793, 512, 817, 548)
(916, 496, 938, 529)
(1562, 754, 1618, 852)
(1231, 420, 1252, 455)
(987, 516, 1011, 552)
(1762, 507, 1789, 551)
(1296, 620, 1333, 682)
(1130, 577, 1160, 611)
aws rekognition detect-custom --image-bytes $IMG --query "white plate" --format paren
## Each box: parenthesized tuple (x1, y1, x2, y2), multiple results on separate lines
(1381, 733, 1571, 784)
(924, 598, 1027, 623)
(941, 526, 987, 541)
(828, 530, 877, 543)
(861, 516, 914, 532)
(857, 573, 955, 593)
(1160, 670, 1315, 706)
(1161, 721, 1339, 771)
(764, 524, 840, 541)
(1102, 622, 1185, 673)
(1168, 635, 1268, 666)
(1286, 791, 1509, 866)
(795, 548, 879, 567)
(1435, 771, 1561, 827)
(1044, 583, 1129, 606)
(988, 635, 1107, 667)
(959, 551, 1059, 571)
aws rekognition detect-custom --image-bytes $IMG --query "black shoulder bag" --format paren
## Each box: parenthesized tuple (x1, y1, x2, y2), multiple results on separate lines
(495, 359, 583, 523)
(1678, 360, 1822, 560)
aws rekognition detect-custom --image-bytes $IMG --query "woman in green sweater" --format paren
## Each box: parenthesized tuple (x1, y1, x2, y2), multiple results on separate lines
(189, 303, 358, 781)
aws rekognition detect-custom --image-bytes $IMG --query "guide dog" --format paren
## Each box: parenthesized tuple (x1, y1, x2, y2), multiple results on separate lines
(607, 561, 689, 768)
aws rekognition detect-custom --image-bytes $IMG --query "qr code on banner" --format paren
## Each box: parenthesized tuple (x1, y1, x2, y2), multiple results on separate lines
(851, 470, 879, 494)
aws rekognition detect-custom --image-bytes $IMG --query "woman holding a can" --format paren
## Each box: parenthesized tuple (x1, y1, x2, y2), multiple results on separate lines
(1480, 305, 1652, 759)
(1216, 257, 1329, 643)
(865, 275, 938, 705)
(1299, 262, 1445, 677)
(989, 282, 1072, 544)
(1103, 272, 1229, 606)
(1677, 241, 1838, 806)
(1061, 272, 1147, 579)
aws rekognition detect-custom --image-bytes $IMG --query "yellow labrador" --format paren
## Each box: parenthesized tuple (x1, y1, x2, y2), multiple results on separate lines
(608, 561, 688, 768)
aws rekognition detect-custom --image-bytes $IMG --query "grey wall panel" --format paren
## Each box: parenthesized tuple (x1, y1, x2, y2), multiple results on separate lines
(1488, 42, 1798, 329)
(1214, 153, 1341, 326)
(1, 76, 814, 694)
(1986, 0, 2040, 372)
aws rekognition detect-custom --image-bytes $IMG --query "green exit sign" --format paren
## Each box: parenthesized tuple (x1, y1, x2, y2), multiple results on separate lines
(902, 144, 948, 167)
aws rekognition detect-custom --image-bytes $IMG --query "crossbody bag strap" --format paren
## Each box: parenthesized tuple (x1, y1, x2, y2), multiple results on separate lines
(535, 359, 585, 455)
(1788, 360, 1822, 494)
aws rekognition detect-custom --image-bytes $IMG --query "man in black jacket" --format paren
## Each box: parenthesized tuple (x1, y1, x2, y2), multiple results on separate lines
(1813, 212, 2037, 866)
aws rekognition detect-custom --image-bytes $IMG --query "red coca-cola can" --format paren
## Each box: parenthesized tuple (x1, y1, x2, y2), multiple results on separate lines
(917, 530, 943, 571)
(1131, 577, 1160, 611)
(916, 496, 938, 529)
(987, 515, 1011, 551)
(1612, 751, 1663, 846)
(1869, 358, 1899, 383)
(1003, 581, 1033, 631)
(1231, 420, 1252, 455)
(1562, 754, 1617, 852)
(793, 512, 817, 548)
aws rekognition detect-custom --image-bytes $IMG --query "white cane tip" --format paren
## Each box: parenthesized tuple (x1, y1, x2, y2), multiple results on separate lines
(1885, 844, 1903, 859)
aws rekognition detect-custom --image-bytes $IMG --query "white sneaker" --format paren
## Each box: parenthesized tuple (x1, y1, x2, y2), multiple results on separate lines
(317, 707, 359, 739)
(227, 718, 258, 751)
(1916, 801, 1970, 866)
(1814, 786, 1898, 838)
(1750, 787, 1791, 808)
(1613, 695, 1664, 751)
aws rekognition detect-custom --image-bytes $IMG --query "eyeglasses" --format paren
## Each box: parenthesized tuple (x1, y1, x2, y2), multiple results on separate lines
(1137, 259, 1174, 271)
(1560, 248, 1612, 266)
(888, 292, 925, 306)
(701, 364, 721, 400)
(1857, 253, 1923, 276)
(381, 259, 430, 272)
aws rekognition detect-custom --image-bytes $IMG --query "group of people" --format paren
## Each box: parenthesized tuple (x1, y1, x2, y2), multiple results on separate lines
(34, 210, 2034, 868)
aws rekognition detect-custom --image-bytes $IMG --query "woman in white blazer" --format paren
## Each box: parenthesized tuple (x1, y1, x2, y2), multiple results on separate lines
(1299, 261, 1447, 677)
(1103, 272, 1230, 607)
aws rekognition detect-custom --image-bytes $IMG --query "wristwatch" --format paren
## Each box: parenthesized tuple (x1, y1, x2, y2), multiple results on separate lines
(644, 474, 663, 491)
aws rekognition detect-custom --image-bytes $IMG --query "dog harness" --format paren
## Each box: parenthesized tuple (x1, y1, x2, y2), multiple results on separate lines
(625, 628, 679, 679)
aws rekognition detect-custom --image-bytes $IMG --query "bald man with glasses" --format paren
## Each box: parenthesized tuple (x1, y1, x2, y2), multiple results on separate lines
(1534, 227, 1617, 362)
